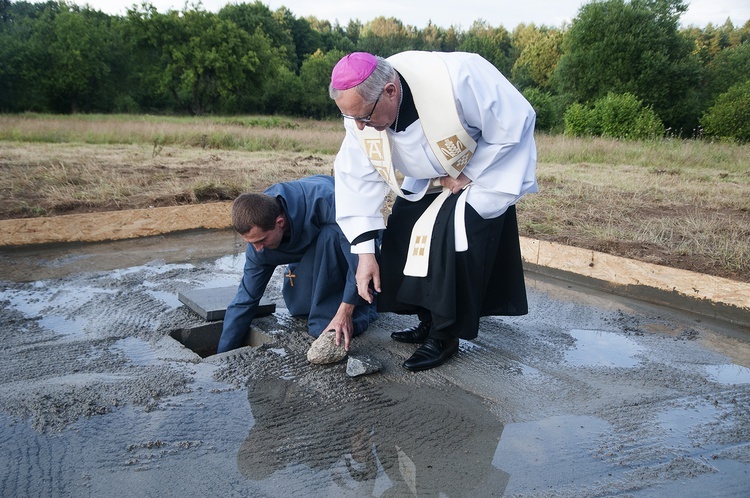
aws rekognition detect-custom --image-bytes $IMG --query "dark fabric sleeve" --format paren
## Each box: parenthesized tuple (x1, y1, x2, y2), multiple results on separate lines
(217, 250, 275, 352)
(339, 229, 361, 305)
(351, 230, 380, 246)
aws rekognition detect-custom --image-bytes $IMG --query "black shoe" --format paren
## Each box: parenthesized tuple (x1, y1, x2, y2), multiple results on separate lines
(391, 320, 432, 343)
(402, 337, 459, 372)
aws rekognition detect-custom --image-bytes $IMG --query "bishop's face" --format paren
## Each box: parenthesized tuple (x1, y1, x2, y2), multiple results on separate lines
(335, 81, 400, 132)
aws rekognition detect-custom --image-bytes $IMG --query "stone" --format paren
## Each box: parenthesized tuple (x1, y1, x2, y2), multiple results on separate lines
(306, 331, 347, 365)
(346, 355, 383, 377)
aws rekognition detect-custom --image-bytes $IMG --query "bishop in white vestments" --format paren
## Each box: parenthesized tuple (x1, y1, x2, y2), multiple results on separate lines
(329, 51, 538, 371)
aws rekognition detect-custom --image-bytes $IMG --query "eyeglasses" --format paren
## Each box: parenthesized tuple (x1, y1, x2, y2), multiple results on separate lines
(341, 91, 382, 123)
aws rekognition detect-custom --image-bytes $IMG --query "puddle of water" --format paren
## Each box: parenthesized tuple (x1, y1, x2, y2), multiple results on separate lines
(110, 263, 194, 280)
(212, 253, 245, 273)
(111, 337, 162, 367)
(143, 289, 183, 310)
(493, 415, 614, 493)
(38, 315, 89, 337)
(0, 288, 52, 317)
(705, 364, 750, 385)
(565, 329, 643, 368)
(0, 285, 117, 318)
(520, 363, 543, 377)
(656, 399, 720, 449)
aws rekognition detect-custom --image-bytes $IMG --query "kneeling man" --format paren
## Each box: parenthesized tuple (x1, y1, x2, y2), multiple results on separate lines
(218, 175, 378, 353)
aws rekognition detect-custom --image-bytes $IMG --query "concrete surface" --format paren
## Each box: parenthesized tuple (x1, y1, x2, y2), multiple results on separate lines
(0, 229, 749, 497)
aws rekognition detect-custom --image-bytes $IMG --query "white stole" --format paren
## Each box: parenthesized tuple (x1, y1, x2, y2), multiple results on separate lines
(403, 187, 469, 277)
(389, 51, 477, 179)
(354, 51, 476, 277)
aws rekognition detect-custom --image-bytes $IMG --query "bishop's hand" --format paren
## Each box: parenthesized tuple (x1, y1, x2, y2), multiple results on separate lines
(356, 253, 380, 304)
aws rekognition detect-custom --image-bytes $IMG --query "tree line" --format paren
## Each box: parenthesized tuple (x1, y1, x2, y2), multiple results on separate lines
(1, 0, 749, 140)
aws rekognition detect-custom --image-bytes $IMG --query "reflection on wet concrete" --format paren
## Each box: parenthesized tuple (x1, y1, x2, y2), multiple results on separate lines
(705, 364, 750, 385)
(565, 329, 643, 368)
(238, 377, 509, 496)
(657, 399, 722, 448)
(0, 229, 240, 283)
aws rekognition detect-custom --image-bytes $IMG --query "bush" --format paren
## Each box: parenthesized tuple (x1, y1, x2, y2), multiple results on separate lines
(593, 93, 664, 140)
(112, 95, 140, 114)
(700, 80, 750, 143)
(522, 88, 566, 132)
(564, 93, 664, 140)
(563, 102, 597, 137)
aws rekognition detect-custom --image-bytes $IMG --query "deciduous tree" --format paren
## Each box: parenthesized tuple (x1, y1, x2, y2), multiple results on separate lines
(129, 4, 283, 115)
(31, 2, 121, 113)
(511, 25, 564, 90)
(553, 0, 702, 134)
(458, 20, 514, 75)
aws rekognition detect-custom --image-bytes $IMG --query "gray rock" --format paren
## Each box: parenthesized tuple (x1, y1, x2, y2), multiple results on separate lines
(346, 355, 383, 377)
(306, 331, 347, 365)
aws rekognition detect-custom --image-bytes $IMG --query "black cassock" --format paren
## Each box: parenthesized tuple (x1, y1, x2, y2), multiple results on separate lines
(378, 192, 528, 340)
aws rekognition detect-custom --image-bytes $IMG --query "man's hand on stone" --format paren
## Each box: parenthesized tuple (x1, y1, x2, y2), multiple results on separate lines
(326, 302, 355, 351)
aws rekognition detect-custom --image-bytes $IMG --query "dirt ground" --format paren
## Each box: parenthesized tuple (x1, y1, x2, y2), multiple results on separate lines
(0, 230, 749, 496)
(1, 142, 748, 283)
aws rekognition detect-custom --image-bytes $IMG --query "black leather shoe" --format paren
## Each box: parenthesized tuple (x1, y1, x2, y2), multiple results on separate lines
(391, 320, 432, 343)
(403, 337, 459, 371)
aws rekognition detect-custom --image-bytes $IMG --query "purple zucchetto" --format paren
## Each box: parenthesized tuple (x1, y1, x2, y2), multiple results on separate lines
(330, 52, 377, 90)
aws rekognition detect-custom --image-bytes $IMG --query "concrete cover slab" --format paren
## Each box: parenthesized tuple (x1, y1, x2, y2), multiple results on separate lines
(178, 286, 276, 321)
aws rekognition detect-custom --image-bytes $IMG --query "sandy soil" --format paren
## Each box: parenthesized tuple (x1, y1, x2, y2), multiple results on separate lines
(1, 230, 749, 496)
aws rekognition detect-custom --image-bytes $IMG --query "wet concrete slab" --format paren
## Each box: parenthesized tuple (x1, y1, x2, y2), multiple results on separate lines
(0, 229, 749, 496)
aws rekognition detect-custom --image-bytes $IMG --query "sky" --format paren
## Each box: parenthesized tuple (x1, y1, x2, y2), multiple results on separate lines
(48, 0, 749, 29)
(30, 0, 750, 31)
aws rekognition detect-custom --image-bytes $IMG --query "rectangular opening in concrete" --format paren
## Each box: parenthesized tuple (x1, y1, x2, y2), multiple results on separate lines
(170, 322, 274, 358)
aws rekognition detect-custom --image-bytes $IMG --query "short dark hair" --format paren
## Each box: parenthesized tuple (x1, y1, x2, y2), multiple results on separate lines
(231, 193, 282, 235)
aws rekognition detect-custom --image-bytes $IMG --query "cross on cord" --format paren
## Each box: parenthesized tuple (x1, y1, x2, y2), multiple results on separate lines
(285, 269, 296, 286)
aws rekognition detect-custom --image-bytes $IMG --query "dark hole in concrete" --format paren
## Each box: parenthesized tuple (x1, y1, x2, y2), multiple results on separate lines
(170, 322, 273, 358)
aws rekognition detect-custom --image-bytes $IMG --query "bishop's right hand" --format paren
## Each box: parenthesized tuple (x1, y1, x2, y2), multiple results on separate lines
(356, 253, 381, 304)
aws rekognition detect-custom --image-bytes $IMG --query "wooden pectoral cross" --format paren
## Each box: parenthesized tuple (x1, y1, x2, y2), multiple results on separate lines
(285, 269, 296, 286)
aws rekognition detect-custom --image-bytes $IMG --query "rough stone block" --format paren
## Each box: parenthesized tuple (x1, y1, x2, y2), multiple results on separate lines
(307, 331, 347, 365)
(346, 355, 383, 377)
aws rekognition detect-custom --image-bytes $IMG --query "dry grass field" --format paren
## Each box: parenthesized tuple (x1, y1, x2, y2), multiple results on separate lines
(1, 113, 748, 283)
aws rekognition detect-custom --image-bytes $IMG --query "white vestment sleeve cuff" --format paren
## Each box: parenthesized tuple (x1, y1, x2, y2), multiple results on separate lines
(351, 239, 375, 254)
